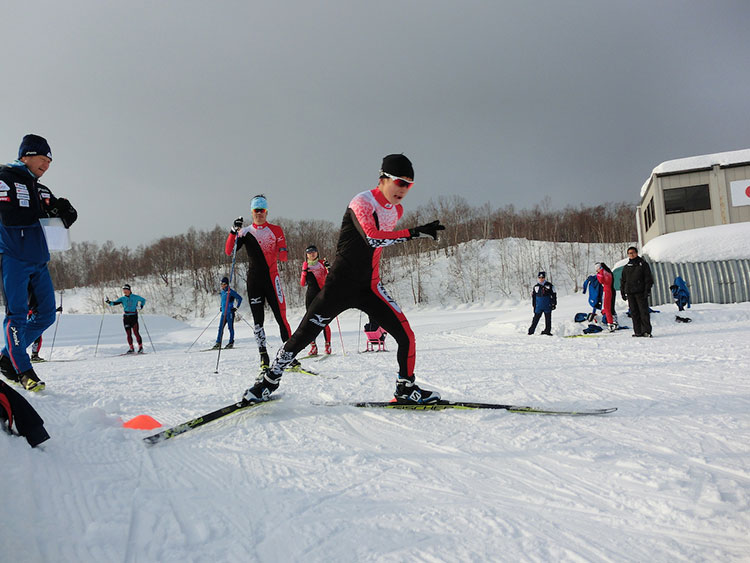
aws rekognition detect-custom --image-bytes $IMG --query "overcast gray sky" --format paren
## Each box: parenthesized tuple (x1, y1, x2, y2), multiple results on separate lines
(3, 0, 749, 247)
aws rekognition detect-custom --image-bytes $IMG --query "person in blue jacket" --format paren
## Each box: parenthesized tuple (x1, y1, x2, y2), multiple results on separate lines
(0, 134, 77, 391)
(213, 276, 243, 349)
(528, 271, 557, 336)
(106, 284, 147, 353)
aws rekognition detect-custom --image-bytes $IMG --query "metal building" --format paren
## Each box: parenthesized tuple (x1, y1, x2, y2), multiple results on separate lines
(637, 149, 750, 247)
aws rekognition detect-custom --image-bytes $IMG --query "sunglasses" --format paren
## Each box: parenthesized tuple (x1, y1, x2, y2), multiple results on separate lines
(382, 172, 414, 189)
(252, 208, 267, 213)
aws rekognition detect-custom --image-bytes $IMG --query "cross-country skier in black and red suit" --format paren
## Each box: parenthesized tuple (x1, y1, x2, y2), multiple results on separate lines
(300, 244, 331, 356)
(225, 195, 292, 368)
(243, 154, 445, 405)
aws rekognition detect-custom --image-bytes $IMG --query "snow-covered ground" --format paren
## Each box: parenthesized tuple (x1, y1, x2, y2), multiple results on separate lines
(3, 295, 749, 562)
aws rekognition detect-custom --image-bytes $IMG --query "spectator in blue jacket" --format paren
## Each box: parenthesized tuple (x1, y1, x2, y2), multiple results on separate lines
(0, 134, 77, 392)
(106, 284, 147, 353)
(528, 271, 557, 336)
(213, 276, 243, 349)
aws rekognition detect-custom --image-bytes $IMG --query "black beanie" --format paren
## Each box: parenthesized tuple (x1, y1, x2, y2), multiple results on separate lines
(305, 245, 318, 254)
(18, 134, 52, 160)
(221, 277, 229, 284)
(381, 154, 414, 179)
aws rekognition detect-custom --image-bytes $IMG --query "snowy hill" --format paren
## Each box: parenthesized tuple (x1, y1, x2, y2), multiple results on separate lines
(3, 290, 750, 561)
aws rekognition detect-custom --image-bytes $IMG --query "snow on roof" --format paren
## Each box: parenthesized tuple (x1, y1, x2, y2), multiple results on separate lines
(640, 148, 750, 199)
(642, 222, 750, 262)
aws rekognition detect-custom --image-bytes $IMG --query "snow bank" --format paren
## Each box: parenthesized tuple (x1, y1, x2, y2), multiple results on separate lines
(642, 222, 750, 262)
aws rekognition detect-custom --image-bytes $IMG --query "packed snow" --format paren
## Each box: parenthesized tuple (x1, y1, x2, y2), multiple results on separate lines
(3, 293, 749, 562)
(642, 222, 750, 263)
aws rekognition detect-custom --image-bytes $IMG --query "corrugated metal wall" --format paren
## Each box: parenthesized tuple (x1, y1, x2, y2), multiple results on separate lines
(649, 259, 750, 306)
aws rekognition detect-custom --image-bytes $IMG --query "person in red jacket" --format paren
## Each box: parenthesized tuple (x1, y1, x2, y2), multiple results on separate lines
(595, 262, 617, 331)
(243, 154, 445, 405)
(225, 195, 291, 368)
(300, 245, 331, 356)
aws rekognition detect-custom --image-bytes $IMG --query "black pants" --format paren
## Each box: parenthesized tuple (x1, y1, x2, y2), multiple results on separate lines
(528, 310, 551, 334)
(281, 278, 415, 379)
(627, 293, 652, 335)
(0, 380, 49, 447)
(123, 314, 142, 347)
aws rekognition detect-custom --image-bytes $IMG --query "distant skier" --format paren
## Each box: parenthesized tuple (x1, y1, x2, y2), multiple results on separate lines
(620, 246, 654, 337)
(669, 276, 691, 312)
(225, 195, 292, 368)
(106, 284, 147, 353)
(0, 134, 77, 392)
(300, 244, 331, 356)
(595, 262, 618, 331)
(28, 286, 62, 362)
(243, 153, 445, 405)
(528, 271, 556, 336)
(213, 276, 243, 349)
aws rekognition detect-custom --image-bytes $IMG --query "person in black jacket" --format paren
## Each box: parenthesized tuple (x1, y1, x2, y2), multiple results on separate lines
(528, 271, 557, 335)
(0, 135, 77, 391)
(0, 380, 50, 447)
(620, 246, 654, 337)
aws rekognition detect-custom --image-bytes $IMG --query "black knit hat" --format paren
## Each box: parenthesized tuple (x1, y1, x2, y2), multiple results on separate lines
(18, 134, 52, 160)
(380, 154, 414, 179)
(221, 277, 229, 284)
(122, 284, 131, 290)
(538, 271, 546, 278)
(305, 245, 318, 254)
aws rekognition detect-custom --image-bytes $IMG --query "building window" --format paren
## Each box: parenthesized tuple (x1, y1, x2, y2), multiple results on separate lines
(644, 197, 655, 231)
(664, 184, 711, 214)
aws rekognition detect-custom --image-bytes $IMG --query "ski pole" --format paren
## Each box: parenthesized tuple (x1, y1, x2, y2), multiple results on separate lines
(94, 299, 107, 357)
(335, 316, 346, 356)
(185, 310, 221, 352)
(138, 307, 156, 353)
(48, 289, 64, 361)
(215, 233, 239, 374)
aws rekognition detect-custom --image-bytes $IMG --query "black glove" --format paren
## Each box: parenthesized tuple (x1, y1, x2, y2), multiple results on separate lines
(409, 220, 445, 240)
(105, 298, 111, 304)
(231, 217, 244, 233)
(48, 197, 78, 228)
(323, 258, 330, 269)
(56, 306, 63, 313)
(231, 307, 237, 313)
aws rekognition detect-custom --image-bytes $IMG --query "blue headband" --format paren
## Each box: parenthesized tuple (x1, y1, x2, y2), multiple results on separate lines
(251, 196, 268, 210)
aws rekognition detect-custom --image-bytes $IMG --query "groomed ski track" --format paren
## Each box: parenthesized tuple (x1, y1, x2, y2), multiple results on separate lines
(2, 300, 750, 562)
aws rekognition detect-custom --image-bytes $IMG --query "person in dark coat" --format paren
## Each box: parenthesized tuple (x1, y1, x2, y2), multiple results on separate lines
(0, 380, 50, 447)
(528, 271, 556, 335)
(620, 246, 654, 337)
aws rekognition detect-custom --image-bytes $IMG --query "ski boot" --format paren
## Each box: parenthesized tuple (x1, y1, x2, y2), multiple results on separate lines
(126, 348, 135, 355)
(308, 343, 318, 356)
(30, 352, 43, 362)
(138, 347, 144, 354)
(243, 368, 280, 403)
(393, 377, 440, 405)
(324, 342, 332, 355)
(211, 342, 221, 350)
(608, 323, 617, 332)
(224, 341, 234, 349)
(19, 369, 45, 392)
(0, 355, 19, 382)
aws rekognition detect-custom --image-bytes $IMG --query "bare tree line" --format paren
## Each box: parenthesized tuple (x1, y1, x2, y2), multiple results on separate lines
(48, 197, 636, 309)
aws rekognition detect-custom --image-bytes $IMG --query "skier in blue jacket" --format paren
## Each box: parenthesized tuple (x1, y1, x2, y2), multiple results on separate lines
(213, 276, 243, 349)
(106, 284, 147, 353)
(528, 271, 557, 335)
(0, 134, 77, 391)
